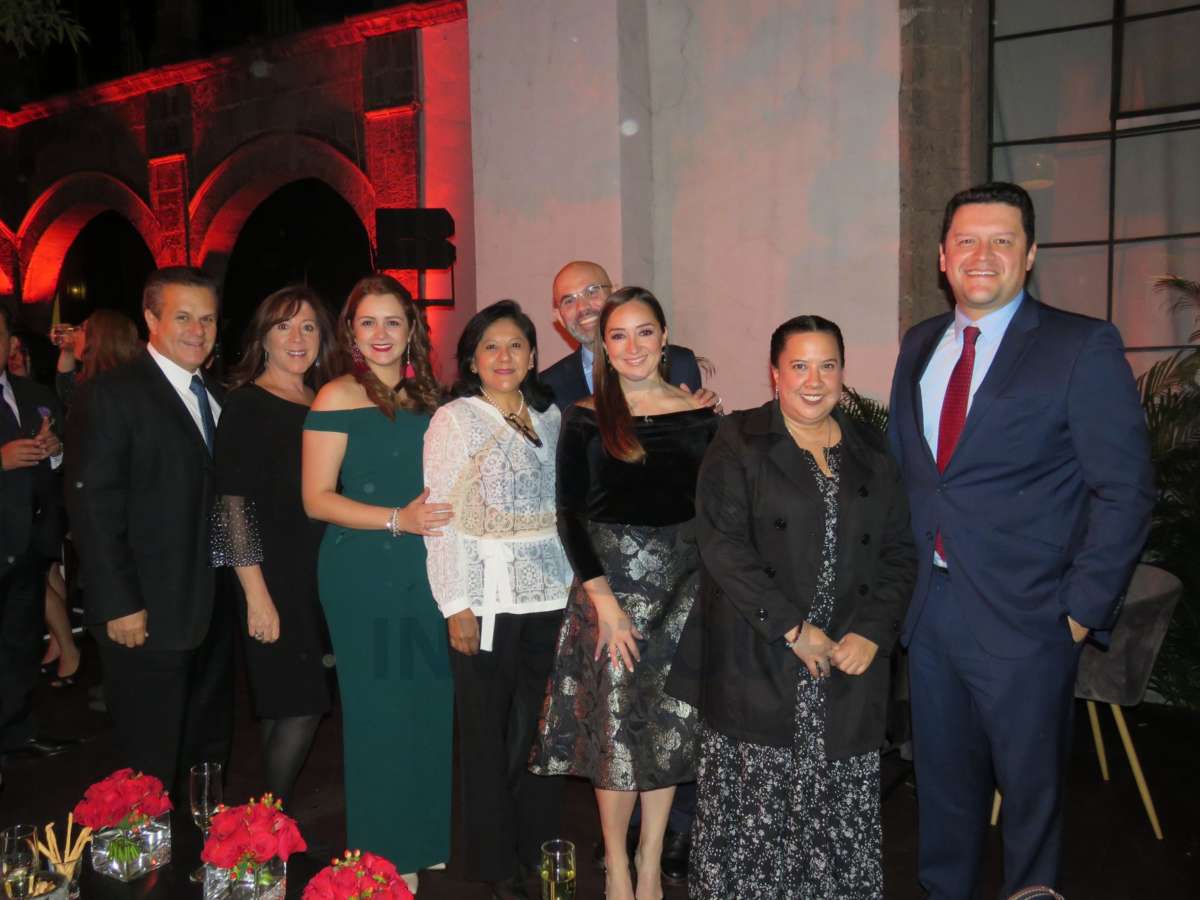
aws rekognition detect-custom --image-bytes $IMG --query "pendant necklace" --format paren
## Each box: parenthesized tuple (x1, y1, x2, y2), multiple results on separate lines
(480, 389, 543, 448)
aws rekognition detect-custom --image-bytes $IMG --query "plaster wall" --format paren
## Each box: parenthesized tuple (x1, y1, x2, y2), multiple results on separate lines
(647, 0, 902, 406)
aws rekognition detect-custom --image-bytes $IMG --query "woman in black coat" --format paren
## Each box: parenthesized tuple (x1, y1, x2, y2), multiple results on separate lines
(671, 315, 916, 900)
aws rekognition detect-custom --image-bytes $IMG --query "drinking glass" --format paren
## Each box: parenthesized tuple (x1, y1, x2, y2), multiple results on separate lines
(539, 839, 576, 900)
(1, 825, 36, 899)
(189, 762, 223, 883)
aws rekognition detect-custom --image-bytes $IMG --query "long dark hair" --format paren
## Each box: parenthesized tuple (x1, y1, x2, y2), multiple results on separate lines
(79, 309, 141, 382)
(338, 274, 440, 417)
(226, 285, 337, 391)
(591, 287, 669, 463)
(451, 300, 553, 412)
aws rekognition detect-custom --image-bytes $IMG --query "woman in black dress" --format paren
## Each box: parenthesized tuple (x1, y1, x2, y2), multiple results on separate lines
(211, 285, 338, 803)
(530, 288, 717, 900)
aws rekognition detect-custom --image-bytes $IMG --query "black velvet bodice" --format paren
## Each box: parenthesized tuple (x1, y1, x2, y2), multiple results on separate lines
(556, 405, 719, 581)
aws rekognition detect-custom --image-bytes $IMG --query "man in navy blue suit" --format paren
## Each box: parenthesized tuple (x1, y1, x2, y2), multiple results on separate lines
(888, 182, 1153, 897)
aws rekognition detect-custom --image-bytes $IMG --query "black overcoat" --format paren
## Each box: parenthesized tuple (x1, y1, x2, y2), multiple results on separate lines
(668, 401, 916, 756)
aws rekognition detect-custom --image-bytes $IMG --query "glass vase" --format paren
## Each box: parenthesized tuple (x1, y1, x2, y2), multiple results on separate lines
(202, 857, 286, 900)
(89, 813, 172, 882)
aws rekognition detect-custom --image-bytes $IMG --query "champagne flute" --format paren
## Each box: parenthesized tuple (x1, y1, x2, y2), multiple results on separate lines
(539, 839, 576, 900)
(189, 762, 223, 883)
(1, 825, 36, 899)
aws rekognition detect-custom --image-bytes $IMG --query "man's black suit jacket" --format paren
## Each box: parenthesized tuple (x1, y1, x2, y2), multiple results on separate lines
(540, 344, 703, 409)
(66, 351, 224, 651)
(0, 375, 63, 577)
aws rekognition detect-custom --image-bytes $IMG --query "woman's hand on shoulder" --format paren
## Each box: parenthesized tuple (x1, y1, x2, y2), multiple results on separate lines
(678, 383, 722, 412)
(830, 632, 878, 676)
(311, 375, 364, 411)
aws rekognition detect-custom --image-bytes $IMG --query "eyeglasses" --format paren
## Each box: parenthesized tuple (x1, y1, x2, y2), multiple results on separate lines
(556, 282, 611, 310)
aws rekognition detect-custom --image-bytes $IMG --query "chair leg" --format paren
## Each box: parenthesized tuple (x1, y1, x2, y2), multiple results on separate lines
(1086, 700, 1109, 781)
(990, 789, 1002, 826)
(1110, 704, 1164, 840)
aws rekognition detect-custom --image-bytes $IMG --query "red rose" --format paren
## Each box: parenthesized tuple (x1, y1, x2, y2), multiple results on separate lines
(139, 793, 172, 818)
(363, 853, 398, 879)
(209, 809, 241, 841)
(249, 831, 278, 862)
(274, 822, 307, 859)
(301, 873, 337, 900)
(201, 838, 244, 869)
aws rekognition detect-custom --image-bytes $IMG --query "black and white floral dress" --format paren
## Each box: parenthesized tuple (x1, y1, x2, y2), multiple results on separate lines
(689, 445, 883, 900)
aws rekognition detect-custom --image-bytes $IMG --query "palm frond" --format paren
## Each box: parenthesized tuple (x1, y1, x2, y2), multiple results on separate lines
(839, 387, 889, 433)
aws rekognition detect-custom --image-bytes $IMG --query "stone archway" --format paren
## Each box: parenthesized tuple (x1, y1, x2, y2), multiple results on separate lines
(18, 172, 161, 304)
(190, 133, 377, 287)
(0, 220, 15, 295)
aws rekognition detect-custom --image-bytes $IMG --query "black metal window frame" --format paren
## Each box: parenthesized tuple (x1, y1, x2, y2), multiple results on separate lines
(987, 0, 1200, 354)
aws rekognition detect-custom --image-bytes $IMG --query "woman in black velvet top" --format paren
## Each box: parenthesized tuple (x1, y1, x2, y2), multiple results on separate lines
(530, 288, 717, 900)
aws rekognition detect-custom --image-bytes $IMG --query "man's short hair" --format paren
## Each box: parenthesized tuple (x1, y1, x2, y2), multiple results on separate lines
(143, 267, 219, 317)
(940, 181, 1036, 247)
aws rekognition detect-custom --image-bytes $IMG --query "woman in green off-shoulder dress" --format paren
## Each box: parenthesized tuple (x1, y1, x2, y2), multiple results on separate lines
(302, 275, 454, 891)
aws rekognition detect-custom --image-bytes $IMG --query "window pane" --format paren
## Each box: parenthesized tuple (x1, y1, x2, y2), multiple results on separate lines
(1114, 129, 1200, 239)
(1120, 10, 1200, 112)
(1028, 246, 1109, 319)
(1112, 237, 1200, 347)
(994, 28, 1111, 142)
(994, 0, 1111, 36)
(993, 141, 1110, 243)
(1126, 1, 1196, 15)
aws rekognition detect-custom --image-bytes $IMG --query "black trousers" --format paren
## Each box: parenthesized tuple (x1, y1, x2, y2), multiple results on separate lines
(92, 595, 235, 796)
(449, 610, 565, 882)
(0, 554, 43, 750)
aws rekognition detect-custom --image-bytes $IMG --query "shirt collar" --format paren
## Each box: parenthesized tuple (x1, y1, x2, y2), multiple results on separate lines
(954, 289, 1025, 343)
(0, 370, 11, 391)
(580, 344, 594, 369)
(147, 342, 202, 393)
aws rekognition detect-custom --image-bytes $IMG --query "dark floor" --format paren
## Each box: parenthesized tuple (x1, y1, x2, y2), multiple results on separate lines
(4, 638, 1198, 899)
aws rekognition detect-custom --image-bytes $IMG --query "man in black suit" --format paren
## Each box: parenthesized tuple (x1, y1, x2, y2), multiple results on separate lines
(67, 267, 233, 793)
(0, 304, 65, 772)
(540, 260, 710, 408)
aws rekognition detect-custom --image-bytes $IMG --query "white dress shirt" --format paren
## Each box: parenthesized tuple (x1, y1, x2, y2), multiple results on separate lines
(580, 344, 595, 393)
(918, 291, 1025, 565)
(147, 343, 221, 438)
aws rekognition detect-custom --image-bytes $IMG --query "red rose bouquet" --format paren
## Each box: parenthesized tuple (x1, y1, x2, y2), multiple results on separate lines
(201, 794, 306, 880)
(73, 768, 173, 868)
(301, 851, 414, 900)
(73, 768, 173, 830)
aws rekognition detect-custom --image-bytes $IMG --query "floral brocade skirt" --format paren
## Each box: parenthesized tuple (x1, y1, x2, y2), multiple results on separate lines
(529, 521, 700, 791)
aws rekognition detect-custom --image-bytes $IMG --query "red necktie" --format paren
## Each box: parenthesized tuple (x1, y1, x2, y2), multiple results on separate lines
(934, 325, 979, 558)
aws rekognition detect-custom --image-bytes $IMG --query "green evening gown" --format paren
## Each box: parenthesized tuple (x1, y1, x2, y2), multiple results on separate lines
(304, 406, 452, 872)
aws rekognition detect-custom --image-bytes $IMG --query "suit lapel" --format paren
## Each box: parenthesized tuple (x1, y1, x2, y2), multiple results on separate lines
(139, 353, 214, 463)
(909, 314, 950, 470)
(569, 348, 589, 400)
(949, 298, 1041, 464)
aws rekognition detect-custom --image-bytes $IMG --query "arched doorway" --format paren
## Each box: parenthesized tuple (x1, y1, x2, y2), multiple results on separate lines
(219, 178, 373, 369)
(55, 210, 157, 330)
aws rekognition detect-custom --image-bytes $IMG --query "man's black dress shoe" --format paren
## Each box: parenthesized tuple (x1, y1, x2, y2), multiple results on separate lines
(489, 875, 531, 900)
(3, 736, 75, 758)
(660, 828, 690, 884)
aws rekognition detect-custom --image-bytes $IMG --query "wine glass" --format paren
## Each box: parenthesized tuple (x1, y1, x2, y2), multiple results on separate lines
(1, 825, 36, 899)
(189, 762, 223, 883)
(539, 839, 576, 900)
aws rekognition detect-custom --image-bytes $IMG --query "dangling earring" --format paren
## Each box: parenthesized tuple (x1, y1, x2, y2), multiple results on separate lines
(661, 343, 668, 367)
(774, 383, 779, 400)
(351, 343, 365, 367)
(263, 349, 270, 362)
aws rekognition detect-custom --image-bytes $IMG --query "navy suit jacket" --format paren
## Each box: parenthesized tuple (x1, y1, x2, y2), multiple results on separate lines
(540, 344, 703, 410)
(887, 297, 1154, 657)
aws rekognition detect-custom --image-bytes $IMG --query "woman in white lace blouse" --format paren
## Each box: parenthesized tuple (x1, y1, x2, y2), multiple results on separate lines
(423, 300, 573, 899)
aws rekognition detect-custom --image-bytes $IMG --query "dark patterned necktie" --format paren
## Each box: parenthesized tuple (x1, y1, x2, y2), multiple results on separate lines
(189, 374, 216, 453)
(934, 325, 980, 558)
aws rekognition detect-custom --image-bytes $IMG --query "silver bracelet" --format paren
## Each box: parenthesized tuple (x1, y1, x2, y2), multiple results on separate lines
(387, 507, 401, 537)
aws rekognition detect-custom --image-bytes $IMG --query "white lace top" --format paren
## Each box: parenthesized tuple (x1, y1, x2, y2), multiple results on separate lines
(423, 396, 573, 651)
